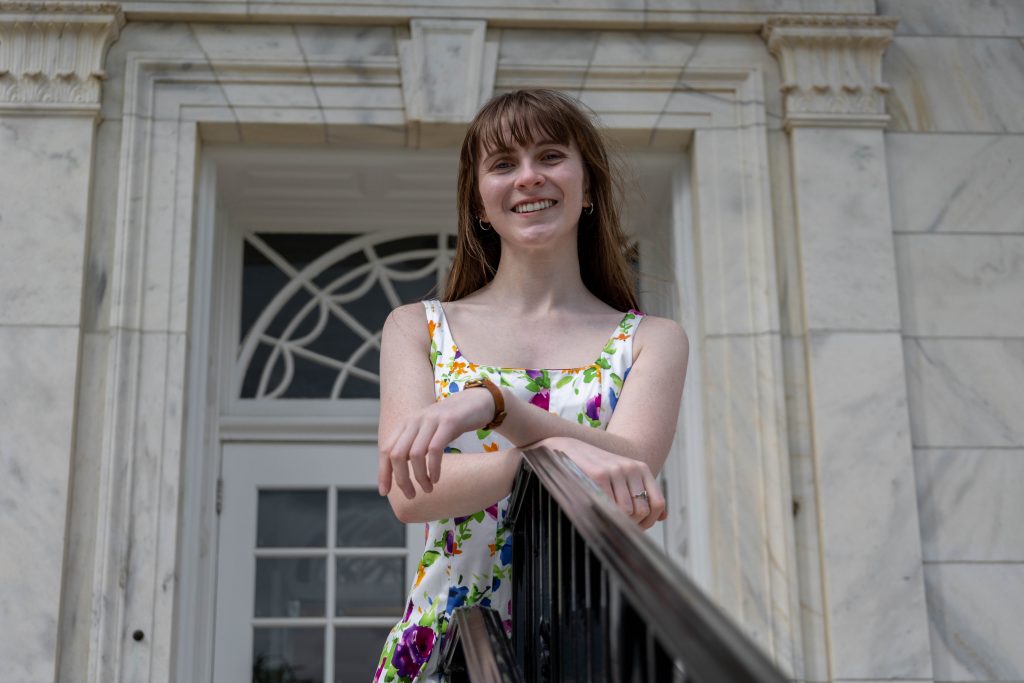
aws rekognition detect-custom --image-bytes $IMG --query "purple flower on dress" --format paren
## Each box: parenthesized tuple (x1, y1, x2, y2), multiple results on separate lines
(403, 599, 414, 622)
(525, 369, 542, 380)
(485, 503, 498, 519)
(444, 529, 455, 555)
(585, 393, 601, 421)
(391, 625, 435, 678)
(529, 389, 550, 411)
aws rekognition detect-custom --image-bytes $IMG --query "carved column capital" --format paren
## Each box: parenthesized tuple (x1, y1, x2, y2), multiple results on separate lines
(763, 15, 898, 131)
(0, 2, 124, 114)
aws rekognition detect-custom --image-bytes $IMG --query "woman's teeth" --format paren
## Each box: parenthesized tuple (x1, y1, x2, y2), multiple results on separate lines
(512, 199, 556, 213)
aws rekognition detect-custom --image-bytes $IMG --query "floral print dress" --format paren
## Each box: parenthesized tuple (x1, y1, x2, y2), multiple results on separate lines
(373, 299, 645, 682)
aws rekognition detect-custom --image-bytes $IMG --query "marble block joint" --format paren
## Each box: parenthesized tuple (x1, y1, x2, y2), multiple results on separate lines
(398, 18, 497, 124)
(763, 14, 898, 130)
(0, 2, 124, 114)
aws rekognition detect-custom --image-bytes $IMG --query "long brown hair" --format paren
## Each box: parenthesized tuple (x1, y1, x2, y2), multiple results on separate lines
(445, 88, 638, 312)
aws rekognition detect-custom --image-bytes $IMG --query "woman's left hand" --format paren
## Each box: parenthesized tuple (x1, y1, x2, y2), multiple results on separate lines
(379, 386, 496, 498)
(539, 436, 667, 529)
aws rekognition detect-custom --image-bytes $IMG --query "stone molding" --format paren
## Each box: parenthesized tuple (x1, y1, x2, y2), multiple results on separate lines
(0, 1, 124, 113)
(398, 18, 496, 124)
(763, 14, 898, 130)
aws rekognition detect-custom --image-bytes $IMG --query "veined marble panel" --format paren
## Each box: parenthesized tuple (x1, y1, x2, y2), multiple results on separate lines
(879, 0, 1024, 38)
(808, 331, 932, 679)
(0, 325, 79, 683)
(925, 563, 1024, 680)
(904, 338, 1024, 448)
(790, 127, 902, 332)
(189, 23, 309, 62)
(293, 24, 398, 59)
(0, 116, 96, 326)
(497, 28, 600, 63)
(916, 449, 1024, 562)
(885, 36, 1024, 133)
(895, 234, 1024, 337)
(887, 133, 1024, 235)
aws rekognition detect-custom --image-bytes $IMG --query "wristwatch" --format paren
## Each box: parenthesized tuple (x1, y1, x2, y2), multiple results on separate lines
(463, 377, 507, 430)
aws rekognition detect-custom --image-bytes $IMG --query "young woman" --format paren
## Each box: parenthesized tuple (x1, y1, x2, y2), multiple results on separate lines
(372, 88, 689, 682)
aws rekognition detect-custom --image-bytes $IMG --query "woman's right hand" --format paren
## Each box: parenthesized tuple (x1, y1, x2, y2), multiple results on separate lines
(379, 384, 496, 498)
(538, 436, 667, 530)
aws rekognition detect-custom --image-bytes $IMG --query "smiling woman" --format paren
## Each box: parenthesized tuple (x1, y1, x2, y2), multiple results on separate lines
(371, 89, 689, 682)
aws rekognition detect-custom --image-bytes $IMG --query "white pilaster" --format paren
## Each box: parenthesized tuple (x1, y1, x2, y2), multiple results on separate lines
(764, 14, 933, 681)
(0, 3, 122, 682)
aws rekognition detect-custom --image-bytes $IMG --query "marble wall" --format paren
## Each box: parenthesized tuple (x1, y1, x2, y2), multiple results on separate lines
(882, 1, 1024, 680)
(2, 1, 1019, 682)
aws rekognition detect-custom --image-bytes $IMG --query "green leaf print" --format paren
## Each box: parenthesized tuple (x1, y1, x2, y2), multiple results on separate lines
(583, 366, 599, 383)
(602, 340, 616, 355)
(475, 428, 491, 439)
(421, 550, 440, 567)
(611, 372, 623, 391)
(555, 374, 574, 388)
(596, 357, 611, 370)
(577, 413, 585, 424)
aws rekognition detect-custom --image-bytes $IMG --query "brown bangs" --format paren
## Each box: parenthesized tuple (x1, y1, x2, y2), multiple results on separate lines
(472, 95, 575, 160)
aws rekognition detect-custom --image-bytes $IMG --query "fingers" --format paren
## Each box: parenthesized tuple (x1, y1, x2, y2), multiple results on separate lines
(637, 470, 667, 530)
(377, 456, 392, 496)
(387, 423, 419, 499)
(627, 475, 651, 525)
(426, 430, 448, 485)
(407, 423, 436, 493)
(609, 474, 636, 519)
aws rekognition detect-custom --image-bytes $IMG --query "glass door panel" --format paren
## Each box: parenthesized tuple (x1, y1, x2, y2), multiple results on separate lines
(214, 443, 417, 683)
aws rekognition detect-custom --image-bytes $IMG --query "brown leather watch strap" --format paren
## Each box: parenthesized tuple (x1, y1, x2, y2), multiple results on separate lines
(463, 377, 507, 430)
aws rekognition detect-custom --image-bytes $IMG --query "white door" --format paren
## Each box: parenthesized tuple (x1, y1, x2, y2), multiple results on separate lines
(213, 442, 419, 682)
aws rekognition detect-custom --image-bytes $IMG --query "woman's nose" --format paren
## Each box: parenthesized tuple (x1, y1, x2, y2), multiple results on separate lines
(514, 161, 545, 188)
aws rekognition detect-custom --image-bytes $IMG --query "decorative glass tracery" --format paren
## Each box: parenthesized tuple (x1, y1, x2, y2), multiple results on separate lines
(238, 231, 457, 400)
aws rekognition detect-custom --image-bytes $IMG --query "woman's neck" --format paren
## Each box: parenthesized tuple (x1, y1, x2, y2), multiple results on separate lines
(469, 238, 602, 315)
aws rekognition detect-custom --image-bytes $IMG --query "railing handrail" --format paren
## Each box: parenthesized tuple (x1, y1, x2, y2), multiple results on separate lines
(507, 446, 789, 683)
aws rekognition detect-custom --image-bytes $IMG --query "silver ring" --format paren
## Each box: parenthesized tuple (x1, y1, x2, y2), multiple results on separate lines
(632, 490, 648, 500)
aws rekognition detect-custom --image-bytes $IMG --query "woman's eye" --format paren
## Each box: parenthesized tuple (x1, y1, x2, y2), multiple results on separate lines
(542, 151, 564, 161)
(492, 160, 513, 170)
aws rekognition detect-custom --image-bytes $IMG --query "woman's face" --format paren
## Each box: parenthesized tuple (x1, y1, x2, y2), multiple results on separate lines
(476, 137, 589, 250)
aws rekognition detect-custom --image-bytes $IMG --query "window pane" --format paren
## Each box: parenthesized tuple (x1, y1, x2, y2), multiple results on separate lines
(257, 490, 327, 548)
(335, 557, 405, 617)
(255, 558, 326, 618)
(253, 627, 324, 683)
(238, 231, 455, 400)
(336, 627, 392, 683)
(336, 490, 404, 548)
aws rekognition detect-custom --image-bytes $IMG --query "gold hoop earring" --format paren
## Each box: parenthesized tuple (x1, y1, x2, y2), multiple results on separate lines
(477, 218, 492, 231)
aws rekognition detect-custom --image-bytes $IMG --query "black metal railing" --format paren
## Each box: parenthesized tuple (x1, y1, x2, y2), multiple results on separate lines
(441, 446, 790, 682)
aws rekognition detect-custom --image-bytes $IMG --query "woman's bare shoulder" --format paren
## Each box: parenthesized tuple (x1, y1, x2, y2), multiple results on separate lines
(382, 302, 430, 346)
(634, 314, 689, 358)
